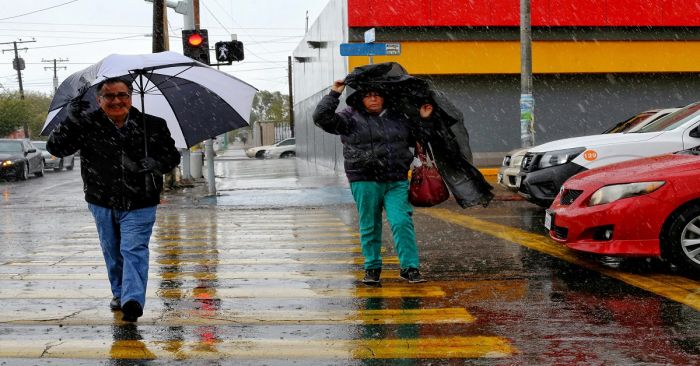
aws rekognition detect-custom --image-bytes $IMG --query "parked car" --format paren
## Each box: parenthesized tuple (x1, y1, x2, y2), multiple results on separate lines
(31, 140, 75, 171)
(517, 107, 684, 206)
(497, 148, 528, 190)
(263, 140, 296, 159)
(498, 108, 677, 192)
(245, 138, 295, 159)
(0, 139, 44, 180)
(546, 147, 700, 272)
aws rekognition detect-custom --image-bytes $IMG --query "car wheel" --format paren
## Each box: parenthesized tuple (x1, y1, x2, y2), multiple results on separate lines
(18, 161, 29, 180)
(35, 160, 44, 177)
(280, 151, 295, 158)
(66, 157, 75, 170)
(255, 150, 266, 159)
(666, 204, 700, 272)
(54, 159, 63, 171)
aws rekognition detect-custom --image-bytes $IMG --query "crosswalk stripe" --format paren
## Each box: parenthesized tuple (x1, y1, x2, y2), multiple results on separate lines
(39, 239, 361, 250)
(29, 246, 369, 257)
(0, 270, 399, 281)
(0, 336, 513, 359)
(0, 307, 474, 325)
(3, 257, 399, 266)
(0, 285, 446, 299)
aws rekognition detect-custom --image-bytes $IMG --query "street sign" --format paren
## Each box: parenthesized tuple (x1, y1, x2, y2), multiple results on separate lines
(339, 43, 401, 56)
(385, 43, 401, 55)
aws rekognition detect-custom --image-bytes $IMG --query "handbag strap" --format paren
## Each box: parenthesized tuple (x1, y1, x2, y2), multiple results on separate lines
(416, 142, 436, 168)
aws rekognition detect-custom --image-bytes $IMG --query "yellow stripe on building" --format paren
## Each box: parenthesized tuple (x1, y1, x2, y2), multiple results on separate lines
(349, 41, 700, 74)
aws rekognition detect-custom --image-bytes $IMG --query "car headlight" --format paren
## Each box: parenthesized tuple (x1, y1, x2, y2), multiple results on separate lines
(538, 147, 585, 169)
(1, 160, 14, 167)
(502, 155, 511, 167)
(588, 181, 665, 206)
(511, 154, 524, 167)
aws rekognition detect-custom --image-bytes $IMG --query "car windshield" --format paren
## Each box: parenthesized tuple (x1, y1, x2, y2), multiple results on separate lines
(634, 102, 700, 133)
(33, 141, 47, 150)
(603, 112, 654, 134)
(0, 140, 22, 153)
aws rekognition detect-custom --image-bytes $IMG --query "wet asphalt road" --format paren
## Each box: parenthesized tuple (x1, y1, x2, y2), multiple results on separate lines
(1, 148, 700, 365)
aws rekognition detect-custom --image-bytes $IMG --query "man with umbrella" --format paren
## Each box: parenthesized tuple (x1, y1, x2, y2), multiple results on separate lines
(313, 79, 433, 284)
(47, 76, 181, 322)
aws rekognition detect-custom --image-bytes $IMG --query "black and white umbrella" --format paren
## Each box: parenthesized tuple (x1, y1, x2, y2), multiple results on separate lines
(41, 51, 257, 149)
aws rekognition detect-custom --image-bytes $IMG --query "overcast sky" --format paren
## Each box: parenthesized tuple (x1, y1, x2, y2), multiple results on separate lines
(0, 0, 330, 95)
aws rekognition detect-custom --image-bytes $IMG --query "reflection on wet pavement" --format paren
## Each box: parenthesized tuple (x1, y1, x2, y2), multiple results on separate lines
(2, 151, 700, 364)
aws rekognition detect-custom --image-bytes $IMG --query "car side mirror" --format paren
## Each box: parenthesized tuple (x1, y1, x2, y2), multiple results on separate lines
(690, 126, 700, 138)
(27, 148, 36, 153)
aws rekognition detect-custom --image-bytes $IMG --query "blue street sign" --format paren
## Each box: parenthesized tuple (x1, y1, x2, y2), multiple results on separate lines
(340, 43, 401, 56)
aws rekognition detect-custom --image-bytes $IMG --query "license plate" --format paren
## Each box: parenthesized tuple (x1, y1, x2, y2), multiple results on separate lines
(544, 210, 553, 230)
(515, 176, 522, 188)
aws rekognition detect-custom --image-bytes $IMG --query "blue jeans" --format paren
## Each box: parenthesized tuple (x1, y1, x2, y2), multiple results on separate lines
(350, 180, 419, 270)
(88, 203, 156, 308)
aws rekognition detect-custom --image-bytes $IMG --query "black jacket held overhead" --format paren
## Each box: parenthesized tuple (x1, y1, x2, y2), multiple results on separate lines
(313, 90, 414, 182)
(47, 107, 181, 210)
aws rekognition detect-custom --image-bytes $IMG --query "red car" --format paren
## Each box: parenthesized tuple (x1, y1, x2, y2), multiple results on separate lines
(546, 148, 700, 271)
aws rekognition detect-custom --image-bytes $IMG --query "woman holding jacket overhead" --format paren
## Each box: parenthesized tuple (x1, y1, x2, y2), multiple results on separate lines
(313, 79, 433, 285)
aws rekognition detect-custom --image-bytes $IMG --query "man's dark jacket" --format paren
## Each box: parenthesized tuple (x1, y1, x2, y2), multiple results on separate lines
(313, 90, 414, 182)
(47, 107, 181, 210)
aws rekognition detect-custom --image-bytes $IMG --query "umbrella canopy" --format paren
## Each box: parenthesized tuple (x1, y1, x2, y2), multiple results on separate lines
(41, 51, 257, 149)
(343, 62, 429, 111)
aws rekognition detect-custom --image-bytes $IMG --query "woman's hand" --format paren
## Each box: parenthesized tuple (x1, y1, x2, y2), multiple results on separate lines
(331, 80, 346, 94)
(419, 104, 433, 119)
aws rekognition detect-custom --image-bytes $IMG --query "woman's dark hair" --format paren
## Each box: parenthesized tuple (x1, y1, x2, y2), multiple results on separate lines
(96, 76, 134, 94)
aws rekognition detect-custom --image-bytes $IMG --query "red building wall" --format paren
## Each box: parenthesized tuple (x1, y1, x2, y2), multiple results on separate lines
(347, 0, 700, 27)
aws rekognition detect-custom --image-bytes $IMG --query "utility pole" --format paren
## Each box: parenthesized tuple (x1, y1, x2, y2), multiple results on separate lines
(147, 0, 194, 183)
(1, 39, 36, 138)
(42, 58, 68, 92)
(287, 56, 294, 137)
(152, 0, 168, 52)
(520, 0, 535, 147)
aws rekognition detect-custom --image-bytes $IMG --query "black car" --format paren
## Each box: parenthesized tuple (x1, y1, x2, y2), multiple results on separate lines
(0, 139, 44, 180)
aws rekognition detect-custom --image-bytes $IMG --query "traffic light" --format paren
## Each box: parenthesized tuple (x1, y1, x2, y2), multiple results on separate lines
(214, 41, 244, 63)
(182, 29, 210, 65)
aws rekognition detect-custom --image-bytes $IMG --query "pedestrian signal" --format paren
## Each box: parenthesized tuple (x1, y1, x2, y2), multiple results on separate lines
(182, 29, 210, 65)
(214, 41, 244, 63)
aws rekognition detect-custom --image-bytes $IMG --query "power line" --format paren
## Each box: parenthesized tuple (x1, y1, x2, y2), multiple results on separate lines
(0, 0, 79, 21)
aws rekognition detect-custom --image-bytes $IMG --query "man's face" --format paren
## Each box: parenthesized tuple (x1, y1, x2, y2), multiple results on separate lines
(96, 82, 132, 122)
(362, 91, 384, 114)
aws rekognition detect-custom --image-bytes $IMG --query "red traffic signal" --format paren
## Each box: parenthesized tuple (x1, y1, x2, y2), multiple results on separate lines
(186, 33, 204, 47)
(181, 29, 210, 65)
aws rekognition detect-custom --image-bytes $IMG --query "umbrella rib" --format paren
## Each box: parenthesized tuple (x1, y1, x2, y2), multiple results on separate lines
(140, 64, 201, 95)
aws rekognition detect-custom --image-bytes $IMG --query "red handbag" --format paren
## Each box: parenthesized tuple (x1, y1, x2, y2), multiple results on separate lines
(409, 142, 450, 207)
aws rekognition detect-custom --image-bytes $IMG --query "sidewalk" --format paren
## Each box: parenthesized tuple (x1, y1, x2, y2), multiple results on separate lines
(167, 147, 521, 207)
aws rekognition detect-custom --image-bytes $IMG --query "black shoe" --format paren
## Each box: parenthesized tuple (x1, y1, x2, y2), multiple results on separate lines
(400, 268, 427, 283)
(110, 297, 121, 311)
(121, 300, 143, 322)
(362, 268, 381, 284)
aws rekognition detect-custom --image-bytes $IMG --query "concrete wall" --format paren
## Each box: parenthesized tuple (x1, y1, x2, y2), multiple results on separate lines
(292, 0, 348, 171)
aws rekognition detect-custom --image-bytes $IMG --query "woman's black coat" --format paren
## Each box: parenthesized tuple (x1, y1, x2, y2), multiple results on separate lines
(416, 111, 494, 208)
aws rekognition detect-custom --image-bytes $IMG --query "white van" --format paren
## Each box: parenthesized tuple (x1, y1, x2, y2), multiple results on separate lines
(517, 104, 698, 206)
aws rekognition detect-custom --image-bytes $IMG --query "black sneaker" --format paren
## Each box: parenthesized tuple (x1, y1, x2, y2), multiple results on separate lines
(121, 300, 143, 322)
(400, 268, 427, 283)
(110, 297, 121, 311)
(362, 268, 381, 284)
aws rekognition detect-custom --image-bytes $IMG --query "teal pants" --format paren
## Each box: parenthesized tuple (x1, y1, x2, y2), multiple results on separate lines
(350, 180, 420, 270)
